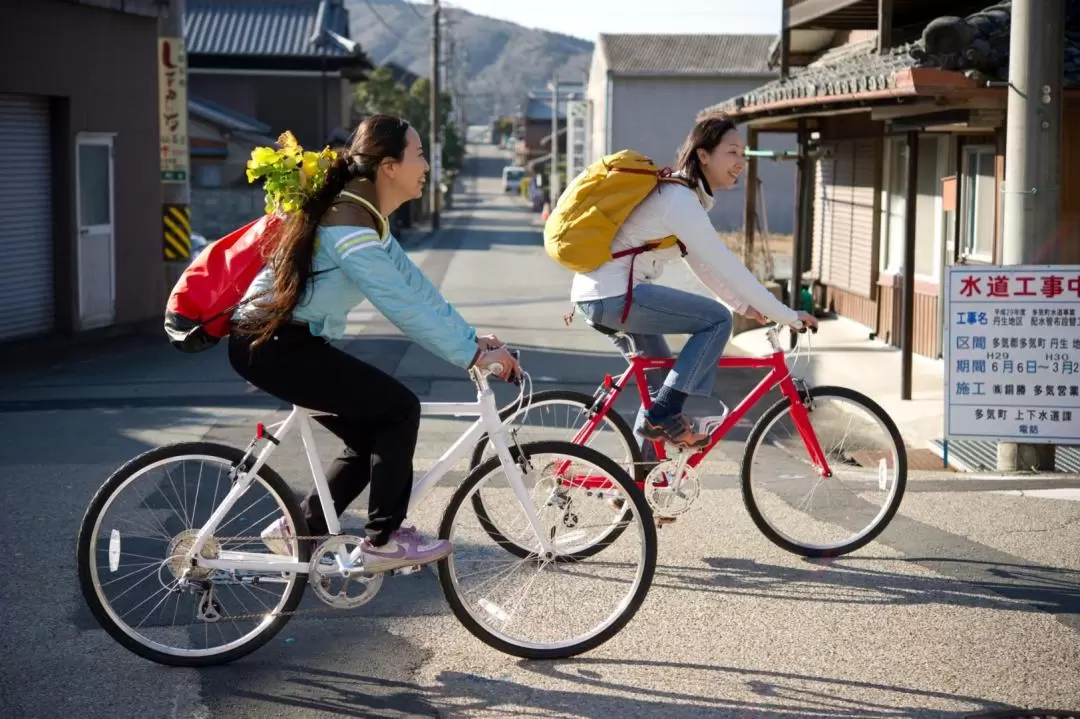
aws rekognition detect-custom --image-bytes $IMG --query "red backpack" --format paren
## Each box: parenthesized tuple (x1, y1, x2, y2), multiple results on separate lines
(164, 214, 283, 352)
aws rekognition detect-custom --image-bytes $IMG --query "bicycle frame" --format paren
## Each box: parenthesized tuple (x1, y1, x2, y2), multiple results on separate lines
(574, 325, 834, 480)
(186, 368, 556, 576)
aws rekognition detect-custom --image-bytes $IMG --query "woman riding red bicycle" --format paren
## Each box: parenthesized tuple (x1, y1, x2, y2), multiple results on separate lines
(570, 111, 818, 450)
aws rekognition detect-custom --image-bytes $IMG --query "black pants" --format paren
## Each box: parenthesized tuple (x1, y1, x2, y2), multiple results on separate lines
(227, 324, 420, 544)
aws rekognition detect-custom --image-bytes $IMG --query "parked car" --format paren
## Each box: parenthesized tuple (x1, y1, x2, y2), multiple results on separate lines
(502, 165, 525, 193)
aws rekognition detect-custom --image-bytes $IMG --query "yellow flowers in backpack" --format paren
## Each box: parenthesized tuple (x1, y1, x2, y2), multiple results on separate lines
(543, 149, 688, 273)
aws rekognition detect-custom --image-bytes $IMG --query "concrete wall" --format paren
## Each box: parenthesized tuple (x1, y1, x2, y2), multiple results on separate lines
(0, 0, 161, 332)
(610, 75, 798, 235)
(188, 72, 343, 148)
(191, 188, 267, 241)
(585, 48, 609, 162)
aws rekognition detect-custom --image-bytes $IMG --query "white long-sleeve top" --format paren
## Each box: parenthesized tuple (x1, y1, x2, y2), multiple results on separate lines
(568, 175, 800, 326)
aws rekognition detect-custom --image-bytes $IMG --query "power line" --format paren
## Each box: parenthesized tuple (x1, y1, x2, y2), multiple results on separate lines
(404, 0, 426, 20)
(361, 0, 405, 41)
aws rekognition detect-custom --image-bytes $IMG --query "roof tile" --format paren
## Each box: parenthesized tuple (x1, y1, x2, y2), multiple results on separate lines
(185, 0, 353, 58)
(600, 34, 776, 76)
(712, 0, 1080, 117)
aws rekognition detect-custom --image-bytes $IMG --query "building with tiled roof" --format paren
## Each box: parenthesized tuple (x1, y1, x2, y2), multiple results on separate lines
(585, 33, 798, 234)
(184, 0, 372, 150)
(703, 0, 1080, 468)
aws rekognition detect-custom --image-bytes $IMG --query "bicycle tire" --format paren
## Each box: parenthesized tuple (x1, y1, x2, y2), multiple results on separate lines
(469, 389, 645, 480)
(468, 389, 644, 559)
(76, 441, 311, 667)
(741, 385, 908, 558)
(436, 440, 657, 659)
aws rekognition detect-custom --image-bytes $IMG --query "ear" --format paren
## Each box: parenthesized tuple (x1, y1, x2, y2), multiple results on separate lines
(695, 147, 710, 165)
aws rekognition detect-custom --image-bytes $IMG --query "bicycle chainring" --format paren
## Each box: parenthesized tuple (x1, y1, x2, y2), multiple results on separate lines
(308, 535, 384, 609)
(644, 460, 701, 519)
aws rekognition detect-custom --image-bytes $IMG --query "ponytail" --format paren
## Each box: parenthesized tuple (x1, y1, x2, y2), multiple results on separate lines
(240, 156, 355, 347)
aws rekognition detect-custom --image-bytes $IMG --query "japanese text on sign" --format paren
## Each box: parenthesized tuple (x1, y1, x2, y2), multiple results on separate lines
(944, 266, 1080, 443)
(158, 37, 189, 183)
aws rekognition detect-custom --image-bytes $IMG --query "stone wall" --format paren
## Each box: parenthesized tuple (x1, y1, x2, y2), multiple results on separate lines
(191, 188, 267, 240)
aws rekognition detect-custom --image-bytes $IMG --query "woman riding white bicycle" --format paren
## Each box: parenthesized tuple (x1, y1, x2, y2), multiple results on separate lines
(571, 110, 817, 450)
(229, 114, 520, 572)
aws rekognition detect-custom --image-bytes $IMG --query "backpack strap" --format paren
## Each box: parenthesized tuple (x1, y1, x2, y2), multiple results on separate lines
(334, 189, 389, 241)
(610, 239, 688, 323)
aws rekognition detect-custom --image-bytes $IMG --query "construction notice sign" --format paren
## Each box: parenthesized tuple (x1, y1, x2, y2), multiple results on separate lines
(158, 37, 189, 183)
(944, 265, 1080, 443)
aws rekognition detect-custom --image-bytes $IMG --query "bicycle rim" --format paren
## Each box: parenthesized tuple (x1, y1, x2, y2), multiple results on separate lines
(742, 386, 907, 557)
(438, 440, 657, 659)
(78, 443, 309, 665)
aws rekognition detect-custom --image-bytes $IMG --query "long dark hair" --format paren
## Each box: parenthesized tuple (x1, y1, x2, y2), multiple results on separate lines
(674, 110, 738, 195)
(241, 114, 411, 347)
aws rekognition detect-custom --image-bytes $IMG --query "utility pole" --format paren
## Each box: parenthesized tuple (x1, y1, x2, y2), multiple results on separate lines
(550, 75, 560, 203)
(430, 0, 441, 230)
(997, 0, 1066, 471)
(159, 0, 191, 293)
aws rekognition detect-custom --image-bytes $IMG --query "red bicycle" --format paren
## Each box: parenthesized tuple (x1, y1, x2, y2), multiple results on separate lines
(469, 323, 907, 558)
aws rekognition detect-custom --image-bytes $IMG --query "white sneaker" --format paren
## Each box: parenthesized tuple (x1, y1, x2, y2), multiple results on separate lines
(260, 517, 294, 556)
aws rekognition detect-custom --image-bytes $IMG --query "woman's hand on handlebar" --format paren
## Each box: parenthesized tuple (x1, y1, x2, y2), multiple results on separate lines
(475, 333, 504, 351)
(792, 311, 819, 333)
(475, 345, 521, 382)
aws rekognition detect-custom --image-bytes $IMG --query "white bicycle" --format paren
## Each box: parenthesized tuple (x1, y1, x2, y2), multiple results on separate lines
(76, 356, 657, 666)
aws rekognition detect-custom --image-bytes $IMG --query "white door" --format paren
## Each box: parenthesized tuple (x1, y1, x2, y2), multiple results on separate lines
(76, 134, 116, 330)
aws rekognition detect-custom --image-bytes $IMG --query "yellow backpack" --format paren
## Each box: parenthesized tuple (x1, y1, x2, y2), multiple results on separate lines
(543, 149, 688, 274)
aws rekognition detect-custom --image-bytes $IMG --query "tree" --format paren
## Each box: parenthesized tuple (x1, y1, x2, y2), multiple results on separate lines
(353, 71, 464, 177)
(353, 66, 407, 118)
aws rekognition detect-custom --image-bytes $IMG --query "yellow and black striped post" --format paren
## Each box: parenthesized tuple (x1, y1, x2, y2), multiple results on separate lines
(163, 203, 191, 261)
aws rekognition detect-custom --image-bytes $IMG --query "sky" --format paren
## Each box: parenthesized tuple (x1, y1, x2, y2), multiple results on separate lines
(421, 1, 784, 42)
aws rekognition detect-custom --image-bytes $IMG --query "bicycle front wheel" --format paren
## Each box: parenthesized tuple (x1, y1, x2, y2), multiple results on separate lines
(742, 385, 907, 557)
(76, 442, 311, 667)
(437, 440, 657, 659)
(468, 389, 644, 559)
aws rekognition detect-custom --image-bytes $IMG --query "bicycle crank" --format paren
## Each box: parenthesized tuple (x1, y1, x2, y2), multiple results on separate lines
(308, 535, 385, 609)
(644, 459, 701, 519)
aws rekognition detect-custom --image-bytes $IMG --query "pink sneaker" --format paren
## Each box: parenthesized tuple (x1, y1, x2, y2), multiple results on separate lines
(360, 528, 451, 573)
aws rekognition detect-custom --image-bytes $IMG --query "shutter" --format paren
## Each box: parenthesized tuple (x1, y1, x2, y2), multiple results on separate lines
(818, 139, 877, 298)
(850, 138, 877, 297)
(0, 94, 53, 340)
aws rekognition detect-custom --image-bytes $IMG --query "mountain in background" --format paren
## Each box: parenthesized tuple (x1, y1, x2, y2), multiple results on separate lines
(344, 0, 594, 125)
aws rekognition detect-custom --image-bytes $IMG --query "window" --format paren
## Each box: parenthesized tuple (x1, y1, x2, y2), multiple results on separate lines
(881, 138, 907, 273)
(960, 145, 996, 260)
(193, 163, 223, 189)
(880, 135, 947, 279)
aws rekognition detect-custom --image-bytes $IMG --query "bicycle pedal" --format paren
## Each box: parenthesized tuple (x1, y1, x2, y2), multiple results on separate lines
(390, 564, 423, 576)
(656, 517, 678, 528)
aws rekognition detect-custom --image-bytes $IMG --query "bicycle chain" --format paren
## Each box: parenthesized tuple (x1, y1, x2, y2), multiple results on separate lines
(172, 532, 413, 624)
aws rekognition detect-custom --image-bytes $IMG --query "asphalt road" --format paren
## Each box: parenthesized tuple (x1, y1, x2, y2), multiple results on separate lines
(1, 144, 1078, 719)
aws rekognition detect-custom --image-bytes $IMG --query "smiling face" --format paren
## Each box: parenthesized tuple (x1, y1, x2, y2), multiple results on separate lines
(696, 128, 745, 191)
(379, 126, 429, 202)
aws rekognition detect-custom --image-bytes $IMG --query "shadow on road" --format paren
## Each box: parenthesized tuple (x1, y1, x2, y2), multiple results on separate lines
(213, 656, 1015, 718)
(657, 555, 1080, 619)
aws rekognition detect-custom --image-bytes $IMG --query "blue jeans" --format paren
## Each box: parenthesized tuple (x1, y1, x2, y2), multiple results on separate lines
(576, 283, 733, 438)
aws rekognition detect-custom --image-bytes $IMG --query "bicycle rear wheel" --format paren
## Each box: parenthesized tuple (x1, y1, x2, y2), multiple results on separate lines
(741, 385, 907, 557)
(76, 442, 310, 666)
(437, 440, 657, 659)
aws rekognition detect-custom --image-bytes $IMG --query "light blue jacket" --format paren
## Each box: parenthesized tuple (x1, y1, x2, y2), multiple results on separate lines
(234, 224, 479, 368)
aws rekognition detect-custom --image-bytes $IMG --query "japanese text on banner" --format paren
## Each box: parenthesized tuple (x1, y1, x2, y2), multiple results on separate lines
(158, 37, 189, 183)
(944, 266, 1080, 443)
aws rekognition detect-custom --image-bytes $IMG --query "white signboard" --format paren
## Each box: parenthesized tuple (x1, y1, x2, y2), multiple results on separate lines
(158, 37, 189, 183)
(565, 99, 589, 182)
(944, 265, 1080, 443)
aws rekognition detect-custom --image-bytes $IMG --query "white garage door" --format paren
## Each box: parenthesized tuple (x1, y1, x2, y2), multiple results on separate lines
(0, 94, 53, 340)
